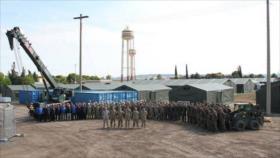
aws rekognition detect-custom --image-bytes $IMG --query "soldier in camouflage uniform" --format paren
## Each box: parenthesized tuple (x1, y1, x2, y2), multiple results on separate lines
(217, 107, 226, 131)
(102, 106, 110, 128)
(110, 106, 117, 128)
(125, 106, 132, 128)
(140, 107, 148, 128)
(117, 107, 124, 128)
(133, 107, 139, 128)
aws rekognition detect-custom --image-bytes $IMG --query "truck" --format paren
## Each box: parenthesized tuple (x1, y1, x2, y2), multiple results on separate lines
(230, 103, 264, 131)
(6, 27, 73, 103)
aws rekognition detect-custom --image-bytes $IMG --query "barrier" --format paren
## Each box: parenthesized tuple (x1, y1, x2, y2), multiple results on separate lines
(0, 103, 16, 142)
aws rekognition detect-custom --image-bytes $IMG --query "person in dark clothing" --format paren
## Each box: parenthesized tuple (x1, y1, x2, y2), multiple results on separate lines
(55, 104, 60, 121)
(42, 106, 48, 122)
(80, 104, 85, 120)
(50, 104, 55, 121)
(77, 104, 82, 120)
(60, 104, 66, 121)
(35, 106, 43, 122)
(71, 103, 77, 120)
(66, 103, 71, 121)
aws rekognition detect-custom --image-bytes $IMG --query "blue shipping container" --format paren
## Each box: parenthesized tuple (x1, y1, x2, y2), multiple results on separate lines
(72, 91, 138, 103)
(19, 90, 42, 105)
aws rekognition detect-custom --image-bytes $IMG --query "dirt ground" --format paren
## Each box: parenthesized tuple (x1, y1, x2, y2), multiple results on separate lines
(234, 92, 256, 104)
(1, 105, 280, 158)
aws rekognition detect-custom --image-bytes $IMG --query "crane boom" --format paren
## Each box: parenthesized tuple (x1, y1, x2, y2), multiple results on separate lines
(6, 27, 58, 89)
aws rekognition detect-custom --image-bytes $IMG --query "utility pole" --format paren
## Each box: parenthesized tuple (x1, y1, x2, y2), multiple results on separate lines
(74, 64, 77, 84)
(74, 14, 89, 91)
(266, 0, 271, 115)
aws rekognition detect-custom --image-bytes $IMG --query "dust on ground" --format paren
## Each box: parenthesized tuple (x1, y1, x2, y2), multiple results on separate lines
(234, 92, 256, 104)
(1, 105, 280, 158)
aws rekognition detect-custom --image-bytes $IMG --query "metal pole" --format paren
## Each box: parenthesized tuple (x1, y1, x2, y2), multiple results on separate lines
(266, 0, 271, 115)
(127, 40, 129, 81)
(79, 17, 82, 91)
(133, 39, 136, 80)
(74, 14, 89, 91)
(121, 40, 124, 82)
(130, 52, 133, 80)
(129, 40, 133, 80)
(74, 64, 77, 84)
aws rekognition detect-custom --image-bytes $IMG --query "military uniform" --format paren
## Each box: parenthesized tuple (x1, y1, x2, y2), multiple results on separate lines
(125, 107, 132, 128)
(102, 107, 110, 128)
(140, 108, 148, 128)
(133, 108, 139, 128)
(117, 108, 124, 128)
(110, 107, 116, 128)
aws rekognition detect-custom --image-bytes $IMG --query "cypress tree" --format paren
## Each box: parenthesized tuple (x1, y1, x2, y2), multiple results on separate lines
(186, 64, 189, 79)
(175, 65, 178, 79)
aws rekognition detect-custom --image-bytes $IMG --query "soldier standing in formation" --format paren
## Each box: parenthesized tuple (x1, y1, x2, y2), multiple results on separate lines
(110, 107, 116, 128)
(30, 100, 235, 132)
(140, 108, 148, 128)
(102, 107, 110, 128)
(186, 103, 231, 132)
(133, 107, 139, 128)
(117, 107, 124, 128)
(125, 106, 132, 128)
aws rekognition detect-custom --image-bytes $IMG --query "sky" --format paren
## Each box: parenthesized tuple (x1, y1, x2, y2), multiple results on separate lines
(0, 0, 279, 78)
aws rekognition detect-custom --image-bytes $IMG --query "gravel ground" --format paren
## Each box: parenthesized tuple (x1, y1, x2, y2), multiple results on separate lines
(1, 105, 280, 158)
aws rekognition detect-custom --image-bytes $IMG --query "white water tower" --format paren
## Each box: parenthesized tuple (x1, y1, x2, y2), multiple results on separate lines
(121, 26, 136, 81)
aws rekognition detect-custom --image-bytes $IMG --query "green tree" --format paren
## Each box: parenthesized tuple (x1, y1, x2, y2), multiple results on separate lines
(255, 74, 264, 78)
(271, 73, 278, 78)
(2, 76, 12, 85)
(191, 73, 201, 79)
(0, 73, 12, 86)
(66, 73, 78, 83)
(21, 75, 35, 85)
(32, 72, 39, 82)
(54, 75, 67, 84)
(0, 72, 4, 83)
(20, 67, 26, 77)
(248, 73, 255, 78)
(231, 66, 243, 78)
(185, 64, 189, 79)
(106, 75, 112, 80)
(8, 62, 21, 85)
(28, 70, 32, 76)
(156, 74, 162, 80)
(237, 65, 242, 78)
(174, 65, 178, 79)
(89, 75, 100, 80)
(231, 71, 240, 78)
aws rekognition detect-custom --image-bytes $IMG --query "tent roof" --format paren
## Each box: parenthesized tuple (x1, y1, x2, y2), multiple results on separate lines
(250, 78, 278, 83)
(7, 85, 35, 91)
(117, 84, 171, 91)
(126, 79, 230, 86)
(83, 82, 122, 91)
(58, 83, 79, 89)
(188, 83, 233, 92)
(230, 78, 251, 84)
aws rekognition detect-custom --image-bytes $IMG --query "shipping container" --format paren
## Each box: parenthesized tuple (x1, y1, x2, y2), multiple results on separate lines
(19, 90, 42, 105)
(72, 91, 138, 103)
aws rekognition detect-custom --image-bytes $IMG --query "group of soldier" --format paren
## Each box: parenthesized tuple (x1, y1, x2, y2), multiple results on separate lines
(28, 101, 233, 132)
(101, 105, 147, 128)
(187, 103, 231, 132)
